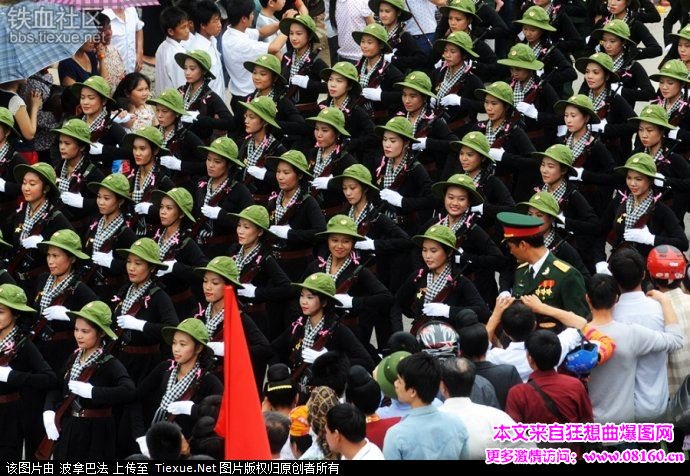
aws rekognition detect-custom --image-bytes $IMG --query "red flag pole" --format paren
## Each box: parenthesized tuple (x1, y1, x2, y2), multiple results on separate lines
(214, 285, 271, 460)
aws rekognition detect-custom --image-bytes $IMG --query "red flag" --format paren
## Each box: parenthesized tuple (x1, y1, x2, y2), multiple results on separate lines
(214, 286, 271, 459)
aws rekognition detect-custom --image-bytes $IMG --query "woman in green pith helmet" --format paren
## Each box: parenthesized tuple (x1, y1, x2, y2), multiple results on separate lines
(122, 126, 175, 237)
(150, 187, 208, 320)
(44, 301, 135, 461)
(0, 284, 56, 461)
(514, 0, 584, 58)
(192, 137, 253, 259)
(304, 215, 393, 358)
(132, 318, 222, 445)
(52, 118, 105, 236)
(305, 107, 357, 219)
(0, 107, 27, 236)
(650, 59, 690, 157)
(175, 50, 234, 143)
(369, 0, 425, 74)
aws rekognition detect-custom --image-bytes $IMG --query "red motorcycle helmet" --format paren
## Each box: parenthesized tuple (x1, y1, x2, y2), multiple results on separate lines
(647, 245, 687, 282)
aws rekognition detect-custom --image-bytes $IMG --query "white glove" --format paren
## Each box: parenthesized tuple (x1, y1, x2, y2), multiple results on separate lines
(42, 305, 70, 322)
(569, 167, 584, 182)
(92, 251, 114, 268)
(422, 302, 451, 318)
(536, 69, 544, 77)
(134, 202, 152, 215)
(585, 35, 591, 44)
(355, 237, 375, 251)
(595, 261, 612, 275)
(136, 436, 150, 457)
(60, 192, 84, 209)
(237, 283, 257, 298)
(555, 212, 566, 228)
(160, 155, 182, 171)
(290, 74, 310, 89)
(334, 294, 353, 309)
(454, 247, 464, 264)
(489, 148, 505, 162)
(269, 225, 291, 239)
(207, 341, 224, 357)
(516, 101, 538, 120)
(380, 188, 403, 207)
(654, 173, 665, 188)
(0, 177, 6, 192)
(384, 52, 394, 63)
(610, 82, 622, 95)
(590, 119, 607, 133)
(301, 347, 328, 364)
(156, 260, 176, 277)
(557, 125, 568, 137)
(440, 94, 462, 107)
(518, 31, 526, 41)
(412, 138, 427, 151)
(180, 110, 200, 124)
(68, 381, 93, 399)
(112, 112, 132, 124)
(89, 143, 104, 155)
(498, 290, 512, 299)
(668, 128, 680, 140)
(311, 176, 332, 190)
(247, 165, 268, 180)
(21, 235, 43, 249)
(167, 400, 194, 415)
(201, 205, 222, 219)
(43, 411, 59, 441)
(0, 366, 11, 382)
(664, 43, 673, 55)
(117, 314, 146, 332)
(471, 203, 484, 214)
(624, 226, 655, 246)
(362, 87, 382, 102)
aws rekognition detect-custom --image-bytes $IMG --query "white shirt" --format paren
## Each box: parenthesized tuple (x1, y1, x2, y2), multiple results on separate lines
(186, 33, 226, 98)
(335, 0, 371, 61)
(613, 291, 669, 421)
(404, 0, 438, 36)
(154, 37, 187, 96)
(221, 27, 270, 97)
(103, 8, 144, 74)
(439, 398, 533, 460)
(529, 250, 551, 279)
(342, 440, 385, 460)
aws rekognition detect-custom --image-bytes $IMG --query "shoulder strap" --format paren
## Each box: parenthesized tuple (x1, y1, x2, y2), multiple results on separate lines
(528, 380, 568, 423)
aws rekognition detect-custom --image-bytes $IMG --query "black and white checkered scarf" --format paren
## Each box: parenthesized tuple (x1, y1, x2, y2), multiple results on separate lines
(39, 272, 76, 313)
(624, 194, 654, 229)
(69, 347, 103, 382)
(234, 244, 261, 274)
(425, 264, 452, 304)
(21, 200, 49, 240)
(121, 279, 152, 315)
(92, 214, 124, 253)
(302, 318, 325, 350)
(204, 304, 224, 337)
(152, 361, 200, 423)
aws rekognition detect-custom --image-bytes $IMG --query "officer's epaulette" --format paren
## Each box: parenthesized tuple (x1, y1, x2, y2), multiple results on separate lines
(517, 262, 529, 269)
(553, 260, 571, 272)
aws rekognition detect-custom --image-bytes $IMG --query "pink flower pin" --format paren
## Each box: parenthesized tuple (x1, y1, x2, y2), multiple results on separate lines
(111, 295, 122, 303)
(89, 220, 98, 231)
(198, 180, 207, 188)
(168, 359, 176, 371)
(144, 296, 151, 309)
(291, 317, 304, 335)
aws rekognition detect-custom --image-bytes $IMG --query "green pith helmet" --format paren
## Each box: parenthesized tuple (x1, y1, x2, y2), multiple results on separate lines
(331, 164, 379, 191)
(71, 75, 116, 107)
(574, 52, 620, 82)
(0, 284, 36, 313)
(474, 81, 514, 106)
(518, 191, 562, 219)
(238, 96, 281, 130)
(162, 318, 210, 347)
(352, 23, 393, 54)
(554, 94, 601, 124)
(319, 62, 362, 96)
(412, 224, 457, 249)
(195, 256, 244, 288)
(450, 131, 492, 160)
(497, 43, 544, 71)
(629, 104, 677, 131)
(532, 144, 575, 173)
(243, 54, 286, 85)
(38, 229, 89, 259)
(375, 116, 419, 142)
(514, 6, 557, 32)
(147, 88, 188, 116)
(369, 0, 412, 21)
(122, 126, 170, 153)
(432, 30, 479, 59)
(650, 59, 690, 83)
(67, 301, 117, 340)
(52, 118, 93, 146)
(593, 19, 636, 45)
(151, 187, 196, 223)
(228, 204, 272, 231)
(199, 137, 244, 168)
(306, 107, 350, 136)
(292, 272, 337, 299)
(315, 214, 365, 241)
(374, 350, 410, 399)
(0, 107, 19, 136)
(440, 0, 480, 22)
(431, 174, 484, 205)
(14, 162, 58, 198)
(175, 50, 216, 79)
(117, 238, 165, 267)
(267, 150, 313, 177)
(614, 153, 658, 179)
(671, 23, 690, 42)
(279, 13, 319, 40)
(395, 71, 437, 98)
(87, 173, 132, 201)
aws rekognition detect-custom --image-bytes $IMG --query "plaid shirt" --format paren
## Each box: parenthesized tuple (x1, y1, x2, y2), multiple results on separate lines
(666, 288, 690, 396)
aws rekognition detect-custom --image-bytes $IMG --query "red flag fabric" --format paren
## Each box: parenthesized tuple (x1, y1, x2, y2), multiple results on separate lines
(214, 286, 271, 459)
